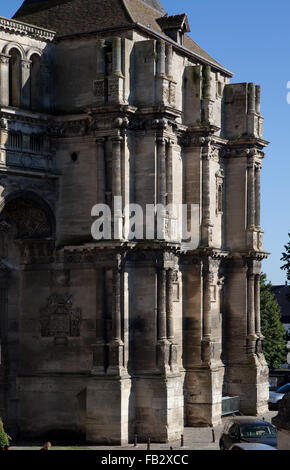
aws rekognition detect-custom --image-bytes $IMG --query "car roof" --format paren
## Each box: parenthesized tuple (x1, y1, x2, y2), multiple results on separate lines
(227, 417, 272, 426)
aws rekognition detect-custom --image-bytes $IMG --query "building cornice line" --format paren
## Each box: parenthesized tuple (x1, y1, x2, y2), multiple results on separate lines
(0, 16, 55, 42)
(55, 22, 233, 77)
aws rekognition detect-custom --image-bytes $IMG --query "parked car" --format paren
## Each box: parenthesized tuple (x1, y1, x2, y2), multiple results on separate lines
(229, 443, 276, 451)
(219, 418, 277, 450)
(269, 383, 290, 410)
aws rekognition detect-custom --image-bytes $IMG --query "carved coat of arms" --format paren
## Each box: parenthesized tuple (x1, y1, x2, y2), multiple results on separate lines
(40, 294, 82, 338)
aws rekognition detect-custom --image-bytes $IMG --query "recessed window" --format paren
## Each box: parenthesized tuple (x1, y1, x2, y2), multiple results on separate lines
(71, 152, 78, 162)
(30, 134, 44, 153)
(8, 131, 22, 149)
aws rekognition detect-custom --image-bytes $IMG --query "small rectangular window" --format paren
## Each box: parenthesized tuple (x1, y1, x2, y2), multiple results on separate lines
(30, 135, 44, 153)
(8, 131, 22, 149)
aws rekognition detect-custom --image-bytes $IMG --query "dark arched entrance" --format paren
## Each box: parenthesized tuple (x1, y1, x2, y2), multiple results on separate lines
(0, 192, 55, 435)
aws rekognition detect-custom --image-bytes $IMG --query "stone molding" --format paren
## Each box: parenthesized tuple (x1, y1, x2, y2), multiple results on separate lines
(0, 16, 55, 42)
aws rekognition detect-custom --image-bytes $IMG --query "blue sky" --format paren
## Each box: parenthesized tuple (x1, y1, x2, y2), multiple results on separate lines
(3, 0, 290, 285)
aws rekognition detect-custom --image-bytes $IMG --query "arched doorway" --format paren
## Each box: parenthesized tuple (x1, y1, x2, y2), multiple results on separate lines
(0, 193, 54, 435)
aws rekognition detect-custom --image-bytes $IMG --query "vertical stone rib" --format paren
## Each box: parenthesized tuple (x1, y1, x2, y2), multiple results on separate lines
(158, 267, 167, 341)
(166, 269, 174, 341)
(112, 266, 121, 342)
(248, 83, 256, 113)
(254, 274, 261, 337)
(112, 37, 122, 76)
(157, 41, 166, 77)
(255, 85, 261, 114)
(203, 264, 212, 340)
(247, 161, 255, 228)
(166, 44, 173, 79)
(96, 138, 106, 203)
(166, 141, 173, 206)
(157, 137, 167, 206)
(0, 55, 10, 107)
(112, 136, 122, 198)
(255, 163, 261, 228)
(247, 272, 257, 342)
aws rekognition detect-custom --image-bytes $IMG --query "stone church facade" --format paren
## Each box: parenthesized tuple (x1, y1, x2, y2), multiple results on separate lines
(0, 0, 269, 444)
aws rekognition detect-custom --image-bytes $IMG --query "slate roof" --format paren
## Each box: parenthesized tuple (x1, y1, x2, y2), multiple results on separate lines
(13, 0, 227, 72)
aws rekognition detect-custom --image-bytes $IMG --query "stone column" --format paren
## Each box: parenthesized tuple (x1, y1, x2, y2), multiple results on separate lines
(247, 271, 258, 351)
(0, 55, 10, 107)
(166, 140, 173, 206)
(201, 145, 213, 246)
(157, 41, 166, 77)
(21, 60, 31, 109)
(157, 266, 170, 373)
(96, 138, 106, 204)
(157, 137, 167, 206)
(111, 136, 123, 240)
(165, 43, 173, 79)
(166, 269, 174, 342)
(157, 267, 167, 342)
(112, 37, 122, 76)
(247, 160, 256, 228)
(112, 267, 121, 342)
(254, 273, 263, 354)
(108, 261, 124, 373)
(248, 83, 256, 114)
(202, 263, 212, 363)
(255, 85, 261, 114)
(255, 162, 261, 229)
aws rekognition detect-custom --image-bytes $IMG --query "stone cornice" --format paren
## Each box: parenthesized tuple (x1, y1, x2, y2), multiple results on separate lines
(0, 16, 55, 42)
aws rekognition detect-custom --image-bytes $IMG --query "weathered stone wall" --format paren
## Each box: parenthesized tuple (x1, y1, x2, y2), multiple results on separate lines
(0, 6, 269, 444)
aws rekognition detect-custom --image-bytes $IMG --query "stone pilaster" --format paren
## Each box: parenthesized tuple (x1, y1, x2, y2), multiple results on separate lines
(96, 138, 106, 204)
(201, 144, 213, 246)
(247, 270, 258, 354)
(111, 136, 123, 240)
(157, 266, 170, 372)
(94, 39, 105, 106)
(165, 43, 173, 79)
(254, 273, 264, 354)
(0, 55, 10, 107)
(157, 40, 166, 77)
(156, 136, 167, 239)
(21, 59, 31, 109)
(108, 261, 124, 375)
(108, 37, 125, 104)
(255, 162, 261, 229)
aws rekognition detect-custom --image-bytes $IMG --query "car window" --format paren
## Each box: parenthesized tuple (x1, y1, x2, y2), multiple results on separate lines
(229, 424, 239, 436)
(277, 384, 290, 394)
(240, 424, 276, 438)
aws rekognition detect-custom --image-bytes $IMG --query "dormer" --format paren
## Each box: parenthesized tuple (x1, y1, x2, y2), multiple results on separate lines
(157, 13, 190, 46)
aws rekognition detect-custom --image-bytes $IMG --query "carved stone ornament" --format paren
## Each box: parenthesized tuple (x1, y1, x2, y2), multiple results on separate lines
(3, 199, 51, 239)
(40, 294, 82, 339)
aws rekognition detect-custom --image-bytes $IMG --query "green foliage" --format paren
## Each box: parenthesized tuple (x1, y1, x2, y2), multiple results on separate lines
(281, 232, 290, 280)
(0, 418, 9, 448)
(260, 273, 287, 369)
